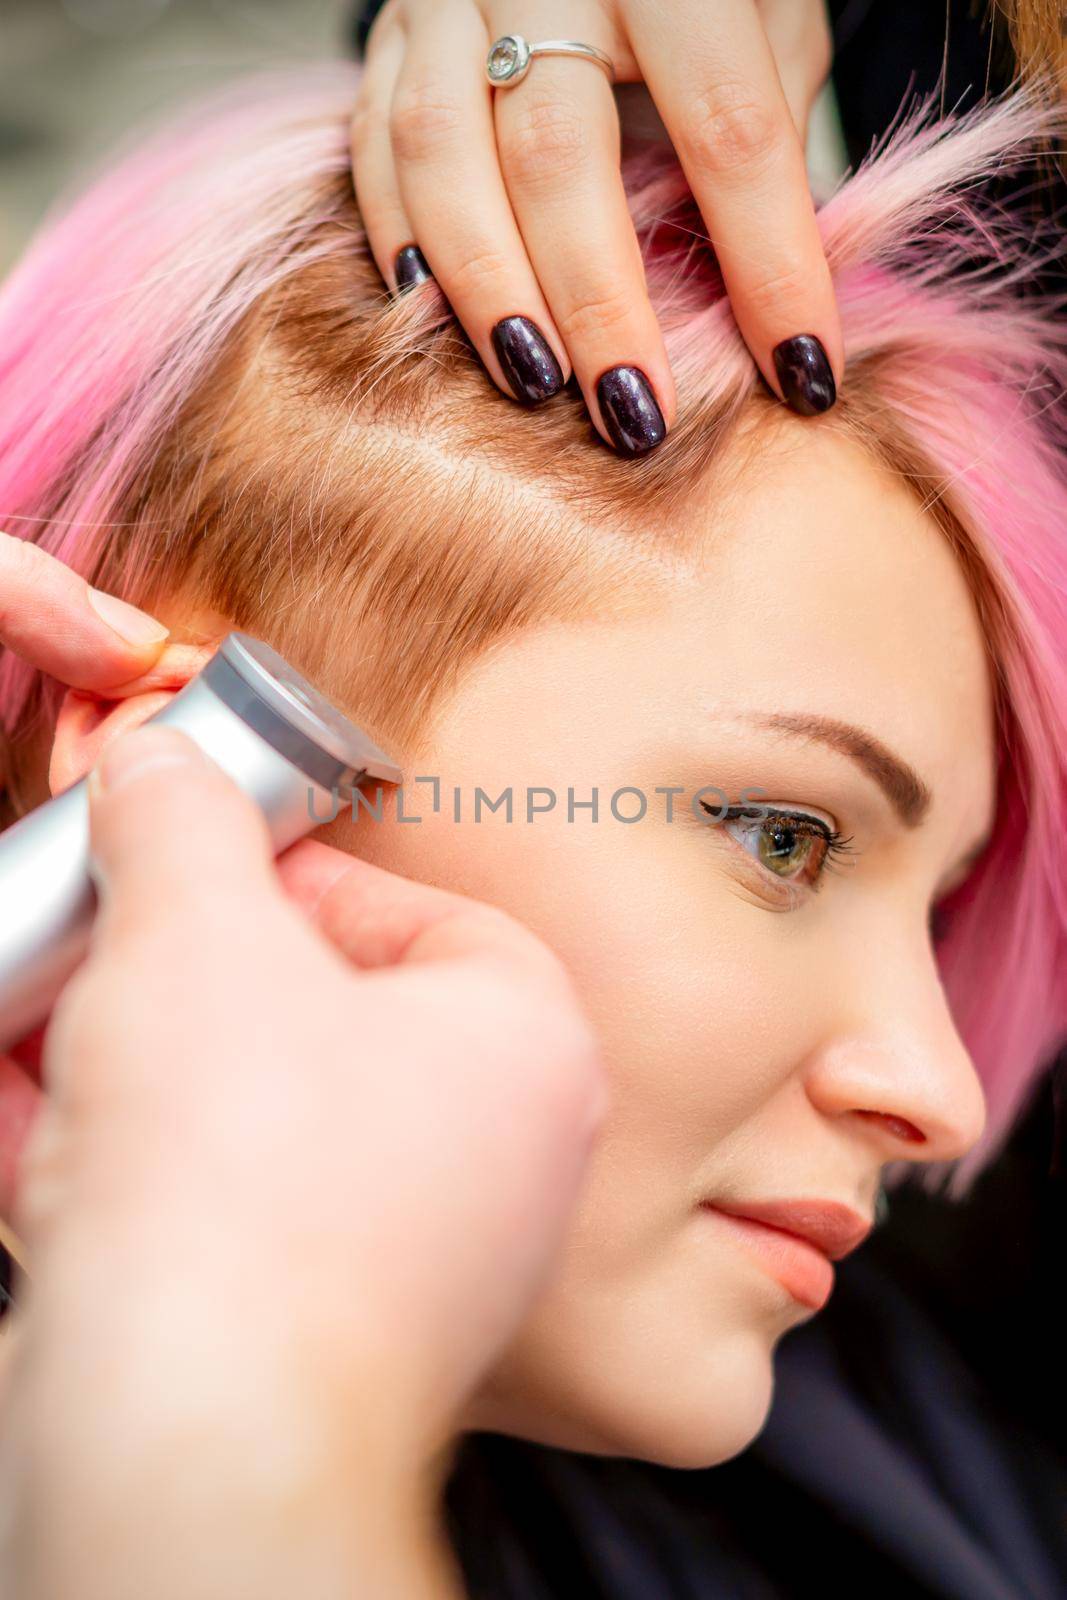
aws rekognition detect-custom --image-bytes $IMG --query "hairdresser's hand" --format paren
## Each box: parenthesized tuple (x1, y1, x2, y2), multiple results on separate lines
(0, 725, 606, 1600)
(0, 528, 169, 691)
(352, 0, 840, 455)
(0, 531, 172, 1209)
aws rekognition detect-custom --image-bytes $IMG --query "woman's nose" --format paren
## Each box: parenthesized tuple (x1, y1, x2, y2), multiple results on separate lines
(802, 945, 988, 1165)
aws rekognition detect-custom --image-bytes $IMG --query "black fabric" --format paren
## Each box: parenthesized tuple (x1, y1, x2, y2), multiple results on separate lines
(826, 0, 1017, 164)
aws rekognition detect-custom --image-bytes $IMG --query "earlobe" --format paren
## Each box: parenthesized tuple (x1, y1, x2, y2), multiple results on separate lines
(48, 641, 216, 796)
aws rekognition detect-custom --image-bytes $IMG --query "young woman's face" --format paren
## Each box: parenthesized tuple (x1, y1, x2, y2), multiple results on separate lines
(322, 420, 996, 1469)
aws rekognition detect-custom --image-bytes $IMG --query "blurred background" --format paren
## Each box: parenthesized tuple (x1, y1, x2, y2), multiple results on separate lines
(0, 0, 848, 275)
(0, 0, 346, 271)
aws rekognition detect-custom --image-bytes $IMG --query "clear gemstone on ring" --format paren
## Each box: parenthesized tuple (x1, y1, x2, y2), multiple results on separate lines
(487, 34, 528, 82)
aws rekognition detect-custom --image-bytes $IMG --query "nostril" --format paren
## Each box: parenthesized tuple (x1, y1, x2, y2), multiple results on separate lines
(856, 1109, 927, 1144)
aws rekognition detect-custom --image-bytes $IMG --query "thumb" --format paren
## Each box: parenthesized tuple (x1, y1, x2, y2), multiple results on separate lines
(87, 725, 279, 954)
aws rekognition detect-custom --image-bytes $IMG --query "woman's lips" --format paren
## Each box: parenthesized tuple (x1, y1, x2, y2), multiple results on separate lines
(698, 1198, 872, 1312)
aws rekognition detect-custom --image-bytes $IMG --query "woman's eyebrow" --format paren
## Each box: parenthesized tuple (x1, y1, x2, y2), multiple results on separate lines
(742, 711, 933, 827)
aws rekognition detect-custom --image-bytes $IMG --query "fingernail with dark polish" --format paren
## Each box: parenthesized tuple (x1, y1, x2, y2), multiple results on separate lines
(772, 334, 837, 416)
(596, 366, 666, 457)
(491, 316, 564, 405)
(394, 244, 433, 294)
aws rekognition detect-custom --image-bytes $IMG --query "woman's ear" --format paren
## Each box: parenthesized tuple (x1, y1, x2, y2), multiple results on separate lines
(49, 641, 217, 796)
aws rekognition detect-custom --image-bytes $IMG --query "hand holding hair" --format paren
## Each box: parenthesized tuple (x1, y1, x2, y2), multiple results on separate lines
(0, 725, 607, 1599)
(352, 0, 841, 455)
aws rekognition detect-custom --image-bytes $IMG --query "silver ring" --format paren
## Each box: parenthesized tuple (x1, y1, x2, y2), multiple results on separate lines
(486, 34, 616, 89)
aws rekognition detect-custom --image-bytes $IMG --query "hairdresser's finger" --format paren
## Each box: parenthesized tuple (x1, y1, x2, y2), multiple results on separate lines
(387, 0, 577, 406)
(486, 1, 674, 454)
(352, 16, 432, 295)
(90, 642, 213, 699)
(276, 836, 566, 984)
(623, 0, 842, 415)
(85, 726, 279, 951)
(756, 0, 834, 142)
(0, 531, 169, 690)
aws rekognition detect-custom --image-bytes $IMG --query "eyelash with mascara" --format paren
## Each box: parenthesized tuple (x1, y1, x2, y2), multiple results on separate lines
(701, 801, 860, 896)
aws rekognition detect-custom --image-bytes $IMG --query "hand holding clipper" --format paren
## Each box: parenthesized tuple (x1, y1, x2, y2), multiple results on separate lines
(0, 631, 402, 1053)
(0, 724, 606, 1600)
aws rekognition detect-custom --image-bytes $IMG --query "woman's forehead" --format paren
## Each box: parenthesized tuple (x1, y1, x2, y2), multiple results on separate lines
(684, 421, 995, 714)
(425, 423, 998, 853)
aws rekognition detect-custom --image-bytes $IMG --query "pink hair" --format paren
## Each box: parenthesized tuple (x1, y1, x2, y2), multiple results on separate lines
(0, 65, 1064, 1191)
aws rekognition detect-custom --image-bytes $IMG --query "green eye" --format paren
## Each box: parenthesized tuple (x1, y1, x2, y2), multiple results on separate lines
(701, 802, 857, 892)
(754, 816, 820, 879)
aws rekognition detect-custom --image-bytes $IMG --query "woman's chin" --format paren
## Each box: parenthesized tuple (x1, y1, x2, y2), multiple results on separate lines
(464, 1328, 778, 1471)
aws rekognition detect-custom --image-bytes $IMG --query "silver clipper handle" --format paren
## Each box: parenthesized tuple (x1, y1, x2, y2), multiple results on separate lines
(0, 634, 400, 1053)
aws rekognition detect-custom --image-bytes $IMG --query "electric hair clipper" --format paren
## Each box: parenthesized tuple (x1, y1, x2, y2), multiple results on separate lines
(0, 633, 402, 1053)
